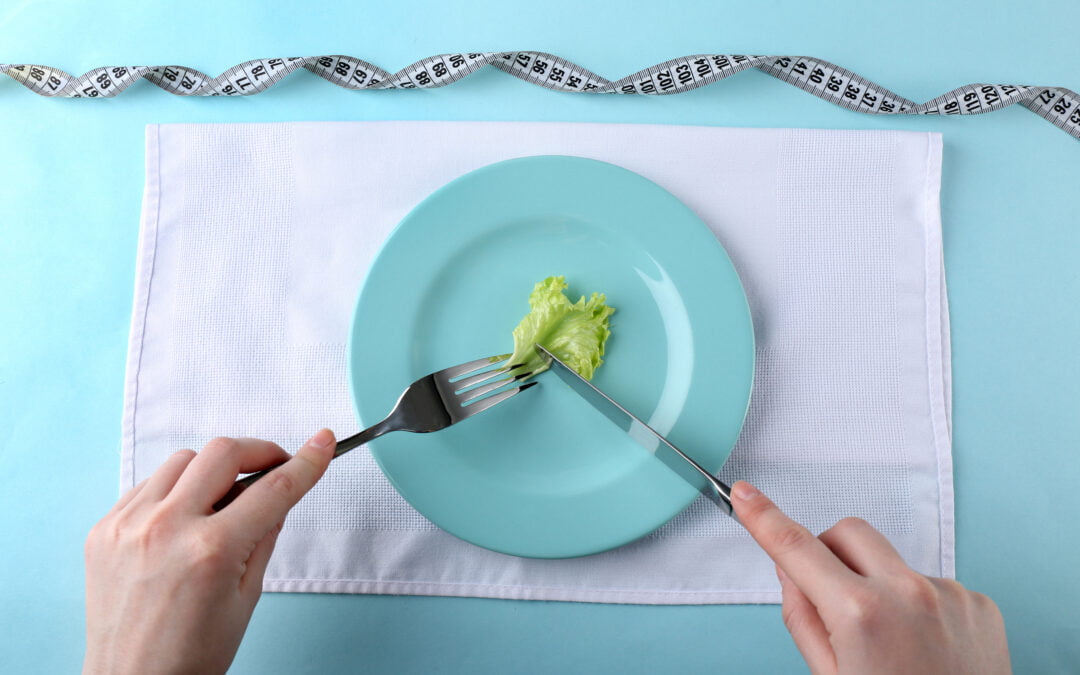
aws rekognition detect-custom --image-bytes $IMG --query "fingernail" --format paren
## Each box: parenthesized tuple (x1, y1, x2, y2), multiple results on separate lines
(308, 428, 335, 449)
(733, 481, 759, 501)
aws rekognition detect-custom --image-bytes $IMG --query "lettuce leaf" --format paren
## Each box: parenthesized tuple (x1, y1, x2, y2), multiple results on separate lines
(509, 276, 614, 380)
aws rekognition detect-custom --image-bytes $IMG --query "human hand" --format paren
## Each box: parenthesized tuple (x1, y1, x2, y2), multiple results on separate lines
(83, 430, 337, 675)
(731, 481, 1010, 675)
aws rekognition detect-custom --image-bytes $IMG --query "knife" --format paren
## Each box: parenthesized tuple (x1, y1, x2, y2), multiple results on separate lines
(535, 345, 734, 516)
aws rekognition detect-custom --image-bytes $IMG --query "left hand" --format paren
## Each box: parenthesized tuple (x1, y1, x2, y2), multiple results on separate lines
(83, 430, 336, 674)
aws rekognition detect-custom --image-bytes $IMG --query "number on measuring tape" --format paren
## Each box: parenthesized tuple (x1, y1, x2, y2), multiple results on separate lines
(2, 54, 1076, 140)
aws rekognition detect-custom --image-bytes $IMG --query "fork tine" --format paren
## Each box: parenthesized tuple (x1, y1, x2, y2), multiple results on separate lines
(461, 381, 538, 416)
(440, 353, 511, 380)
(458, 371, 532, 404)
(453, 364, 515, 391)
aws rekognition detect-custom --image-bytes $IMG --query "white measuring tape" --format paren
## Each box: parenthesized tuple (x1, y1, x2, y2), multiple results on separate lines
(3, 53, 1077, 140)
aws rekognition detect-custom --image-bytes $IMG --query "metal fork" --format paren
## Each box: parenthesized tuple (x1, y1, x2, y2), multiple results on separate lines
(212, 354, 536, 511)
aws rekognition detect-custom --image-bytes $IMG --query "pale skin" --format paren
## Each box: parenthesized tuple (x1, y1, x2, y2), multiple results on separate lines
(729, 481, 1011, 674)
(83, 430, 337, 674)
(84, 435, 1010, 674)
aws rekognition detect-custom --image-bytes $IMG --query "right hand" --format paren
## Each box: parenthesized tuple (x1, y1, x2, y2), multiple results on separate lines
(731, 481, 1011, 674)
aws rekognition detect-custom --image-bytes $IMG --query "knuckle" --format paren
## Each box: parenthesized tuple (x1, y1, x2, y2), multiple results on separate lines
(100, 519, 123, 547)
(294, 450, 327, 482)
(84, 520, 108, 558)
(94, 513, 131, 551)
(251, 438, 286, 455)
(936, 578, 966, 597)
(780, 602, 799, 631)
(970, 589, 997, 611)
(202, 436, 238, 456)
(739, 493, 776, 522)
(897, 574, 941, 613)
(85, 519, 102, 543)
(780, 596, 808, 634)
(194, 526, 228, 553)
(263, 467, 299, 499)
(770, 524, 813, 556)
(842, 586, 883, 626)
(821, 517, 869, 545)
(133, 509, 177, 553)
(188, 528, 232, 574)
(976, 593, 1006, 628)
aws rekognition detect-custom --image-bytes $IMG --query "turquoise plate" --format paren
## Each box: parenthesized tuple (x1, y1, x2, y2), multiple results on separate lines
(348, 156, 754, 558)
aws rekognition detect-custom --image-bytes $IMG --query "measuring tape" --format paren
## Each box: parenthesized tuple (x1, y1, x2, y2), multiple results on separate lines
(3, 52, 1077, 140)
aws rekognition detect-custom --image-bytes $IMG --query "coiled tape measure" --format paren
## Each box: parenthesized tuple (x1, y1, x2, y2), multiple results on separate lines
(3, 52, 1077, 140)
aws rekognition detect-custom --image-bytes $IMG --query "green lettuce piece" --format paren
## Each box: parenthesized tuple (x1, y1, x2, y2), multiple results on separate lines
(509, 276, 614, 380)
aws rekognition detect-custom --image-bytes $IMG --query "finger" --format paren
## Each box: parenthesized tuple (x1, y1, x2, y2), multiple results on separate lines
(169, 438, 291, 511)
(240, 520, 283, 602)
(213, 429, 336, 542)
(818, 517, 910, 577)
(129, 449, 198, 506)
(777, 566, 838, 675)
(732, 481, 861, 605)
(107, 478, 148, 515)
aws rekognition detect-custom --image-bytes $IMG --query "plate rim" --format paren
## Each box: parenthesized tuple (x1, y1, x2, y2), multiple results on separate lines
(347, 154, 755, 558)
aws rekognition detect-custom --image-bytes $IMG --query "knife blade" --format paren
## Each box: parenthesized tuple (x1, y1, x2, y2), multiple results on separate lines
(535, 345, 733, 515)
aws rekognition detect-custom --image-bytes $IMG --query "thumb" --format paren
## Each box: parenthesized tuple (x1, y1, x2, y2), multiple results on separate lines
(776, 565, 838, 675)
(214, 429, 336, 542)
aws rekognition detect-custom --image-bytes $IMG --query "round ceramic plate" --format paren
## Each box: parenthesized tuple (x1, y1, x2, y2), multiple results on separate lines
(348, 156, 754, 558)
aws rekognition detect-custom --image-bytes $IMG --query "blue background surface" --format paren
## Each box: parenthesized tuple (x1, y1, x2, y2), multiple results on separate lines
(2, 1, 1078, 672)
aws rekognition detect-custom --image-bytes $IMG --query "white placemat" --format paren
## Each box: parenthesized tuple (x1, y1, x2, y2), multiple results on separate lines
(122, 121, 951, 604)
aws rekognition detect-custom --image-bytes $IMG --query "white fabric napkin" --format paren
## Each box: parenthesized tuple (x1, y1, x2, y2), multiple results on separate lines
(122, 121, 951, 604)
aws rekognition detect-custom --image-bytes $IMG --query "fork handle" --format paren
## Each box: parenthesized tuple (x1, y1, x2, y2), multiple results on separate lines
(212, 420, 392, 511)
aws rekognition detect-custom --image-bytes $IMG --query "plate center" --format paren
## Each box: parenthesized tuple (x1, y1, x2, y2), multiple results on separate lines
(409, 215, 677, 494)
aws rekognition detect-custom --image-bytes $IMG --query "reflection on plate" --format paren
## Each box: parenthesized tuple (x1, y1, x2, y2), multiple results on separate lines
(348, 156, 753, 558)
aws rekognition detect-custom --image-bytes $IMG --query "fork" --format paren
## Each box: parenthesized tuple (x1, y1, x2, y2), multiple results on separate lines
(212, 354, 536, 511)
